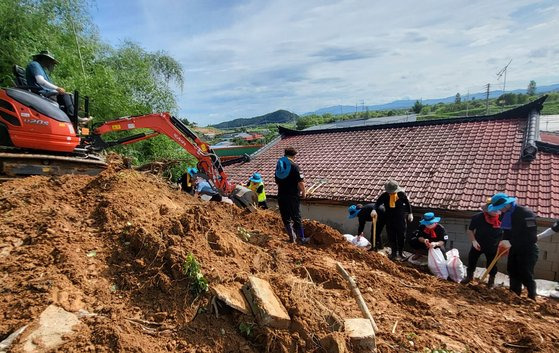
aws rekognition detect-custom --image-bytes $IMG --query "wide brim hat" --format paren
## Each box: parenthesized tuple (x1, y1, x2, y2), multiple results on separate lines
(487, 193, 517, 212)
(32, 50, 59, 64)
(187, 167, 198, 176)
(419, 212, 441, 225)
(384, 179, 402, 193)
(348, 205, 360, 219)
(250, 172, 263, 183)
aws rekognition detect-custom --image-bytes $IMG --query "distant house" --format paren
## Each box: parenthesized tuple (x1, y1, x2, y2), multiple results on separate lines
(226, 97, 559, 280)
(304, 114, 417, 131)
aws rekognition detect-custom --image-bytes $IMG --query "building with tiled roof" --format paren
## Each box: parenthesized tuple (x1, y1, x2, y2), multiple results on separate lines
(226, 96, 559, 280)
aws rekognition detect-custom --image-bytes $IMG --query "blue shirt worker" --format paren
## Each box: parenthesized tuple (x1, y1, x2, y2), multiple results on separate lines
(246, 172, 268, 209)
(25, 51, 87, 123)
(275, 147, 308, 244)
(178, 167, 198, 194)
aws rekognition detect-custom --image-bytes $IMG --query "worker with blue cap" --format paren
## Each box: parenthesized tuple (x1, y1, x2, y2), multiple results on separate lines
(348, 203, 385, 251)
(178, 167, 198, 194)
(246, 172, 268, 209)
(489, 192, 539, 300)
(408, 212, 448, 259)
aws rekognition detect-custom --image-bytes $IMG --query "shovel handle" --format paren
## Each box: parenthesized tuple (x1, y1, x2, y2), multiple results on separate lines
(480, 247, 508, 282)
(372, 217, 377, 248)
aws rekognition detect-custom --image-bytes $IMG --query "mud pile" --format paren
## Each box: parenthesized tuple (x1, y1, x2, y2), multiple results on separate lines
(1, 161, 558, 352)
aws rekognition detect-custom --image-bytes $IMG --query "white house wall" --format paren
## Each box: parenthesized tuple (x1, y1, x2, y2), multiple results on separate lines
(267, 199, 559, 281)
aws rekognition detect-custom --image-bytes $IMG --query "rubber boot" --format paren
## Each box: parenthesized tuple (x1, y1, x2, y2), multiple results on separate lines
(284, 224, 296, 243)
(461, 271, 474, 284)
(486, 275, 496, 288)
(295, 227, 309, 244)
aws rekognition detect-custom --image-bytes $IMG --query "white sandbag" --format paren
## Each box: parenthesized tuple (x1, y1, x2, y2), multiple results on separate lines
(342, 234, 371, 248)
(446, 249, 466, 283)
(428, 247, 448, 280)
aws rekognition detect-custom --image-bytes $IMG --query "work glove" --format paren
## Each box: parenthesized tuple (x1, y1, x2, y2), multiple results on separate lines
(472, 240, 481, 251)
(407, 214, 413, 222)
(423, 239, 430, 248)
(498, 240, 511, 250)
(371, 210, 378, 219)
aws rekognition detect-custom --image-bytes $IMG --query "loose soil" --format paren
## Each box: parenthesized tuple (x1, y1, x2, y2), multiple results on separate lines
(1, 158, 558, 352)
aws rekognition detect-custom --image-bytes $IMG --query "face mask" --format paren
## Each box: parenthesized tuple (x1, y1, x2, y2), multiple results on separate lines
(426, 223, 437, 229)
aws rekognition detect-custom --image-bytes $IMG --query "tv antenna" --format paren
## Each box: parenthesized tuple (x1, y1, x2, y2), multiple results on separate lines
(496, 59, 512, 93)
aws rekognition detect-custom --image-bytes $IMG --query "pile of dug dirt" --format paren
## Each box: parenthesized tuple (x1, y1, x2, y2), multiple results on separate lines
(1, 162, 558, 352)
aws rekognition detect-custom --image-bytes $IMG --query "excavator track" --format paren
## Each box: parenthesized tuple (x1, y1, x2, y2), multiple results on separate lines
(0, 148, 106, 180)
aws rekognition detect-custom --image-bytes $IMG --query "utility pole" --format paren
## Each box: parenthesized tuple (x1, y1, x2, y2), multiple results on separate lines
(466, 90, 470, 117)
(361, 100, 365, 112)
(496, 59, 512, 93)
(485, 83, 490, 115)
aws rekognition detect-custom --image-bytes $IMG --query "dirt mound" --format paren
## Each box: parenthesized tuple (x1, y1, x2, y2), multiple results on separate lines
(1, 162, 558, 352)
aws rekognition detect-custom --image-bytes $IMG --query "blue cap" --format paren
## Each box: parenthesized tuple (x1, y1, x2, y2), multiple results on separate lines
(487, 193, 517, 212)
(187, 167, 198, 176)
(419, 212, 441, 225)
(348, 205, 360, 219)
(250, 172, 263, 183)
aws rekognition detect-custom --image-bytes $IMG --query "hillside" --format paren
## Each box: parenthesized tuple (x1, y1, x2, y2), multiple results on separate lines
(307, 83, 559, 116)
(1, 157, 558, 352)
(212, 110, 299, 129)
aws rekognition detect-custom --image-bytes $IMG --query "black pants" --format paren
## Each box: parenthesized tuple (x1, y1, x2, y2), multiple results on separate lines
(508, 244, 539, 299)
(386, 217, 406, 254)
(57, 93, 75, 118)
(467, 245, 498, 277)
(278, 196, 303, 238)
(258, 201, 268, 209)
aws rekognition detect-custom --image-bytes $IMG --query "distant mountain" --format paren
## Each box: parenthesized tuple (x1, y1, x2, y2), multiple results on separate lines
(306, 83, 559, 116)
(212, 110, 299, 129)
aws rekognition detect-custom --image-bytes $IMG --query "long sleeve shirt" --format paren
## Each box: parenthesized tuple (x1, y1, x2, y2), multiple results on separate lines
(502, 205, 538, 249)
(409, 224, 448, 246)
(374, 191, 412, 218)
(356, 203, 376, 235)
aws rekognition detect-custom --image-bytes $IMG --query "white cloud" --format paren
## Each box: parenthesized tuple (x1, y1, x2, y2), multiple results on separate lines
(92, 0, 559, 125)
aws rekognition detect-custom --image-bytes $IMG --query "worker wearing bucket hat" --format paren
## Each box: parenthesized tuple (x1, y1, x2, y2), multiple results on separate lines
(408, 212, 448, 254)
(275, 147, 309, 244)
(347, 203, 385, 250)
(371, 180, 413, 261)
(246, 172, 268, 209)
(25, 50, 81, 122)
(462, 199, 503, 287)
(490, 192, 539, 300)
(178, 167, 199, 194)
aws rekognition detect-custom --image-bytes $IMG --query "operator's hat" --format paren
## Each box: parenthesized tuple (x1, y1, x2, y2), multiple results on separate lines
(32, 50, 59, 64)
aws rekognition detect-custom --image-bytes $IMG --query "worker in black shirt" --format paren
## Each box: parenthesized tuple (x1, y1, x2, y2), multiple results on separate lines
(275, 147, 309, 244)
(489, 193, 538, 300)
(408, 212, 448, 255)
(372, 180, 413, 261)
(348, 203, 385, 250)
(462, 202, 503, 287)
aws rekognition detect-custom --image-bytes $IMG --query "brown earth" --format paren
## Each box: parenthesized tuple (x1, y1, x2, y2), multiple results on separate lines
(1, 158, 558, 352)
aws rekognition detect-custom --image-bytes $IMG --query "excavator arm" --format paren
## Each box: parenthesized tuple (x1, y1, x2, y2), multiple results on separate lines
(85, 112, 247, 194)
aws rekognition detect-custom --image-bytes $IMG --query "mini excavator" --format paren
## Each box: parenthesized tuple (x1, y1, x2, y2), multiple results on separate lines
(0, 66, 255, 206)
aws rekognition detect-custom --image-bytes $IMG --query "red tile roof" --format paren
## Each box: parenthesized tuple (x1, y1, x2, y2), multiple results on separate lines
(226, 97, 559, 220)
(541, 131, 559, 145)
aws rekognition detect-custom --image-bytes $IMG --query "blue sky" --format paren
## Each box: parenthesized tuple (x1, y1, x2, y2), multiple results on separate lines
(90, 0, 559, 125)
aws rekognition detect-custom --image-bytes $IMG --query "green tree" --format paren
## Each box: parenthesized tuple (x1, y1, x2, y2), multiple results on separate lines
(455, 93, 461, 104)
(412, 100, 423, 113)
(527, 80, 537, 96)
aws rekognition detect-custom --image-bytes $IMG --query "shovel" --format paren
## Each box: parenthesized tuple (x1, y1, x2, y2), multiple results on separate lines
(480, 247, 508, 282)
(307, 179, 327, 197)
(372, 216, 377, 250)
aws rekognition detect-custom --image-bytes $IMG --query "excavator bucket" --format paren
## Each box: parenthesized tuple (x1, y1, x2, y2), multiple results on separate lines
(230, 185, 258, 212)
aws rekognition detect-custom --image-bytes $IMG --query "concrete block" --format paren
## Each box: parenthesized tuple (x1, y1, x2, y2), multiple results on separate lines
(20, 305, 80, 353)
(242, 276, 290, 329)
(344, 318, 375, 350)
(535, 259, 553, 272)
(213, 283, 250, 315)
